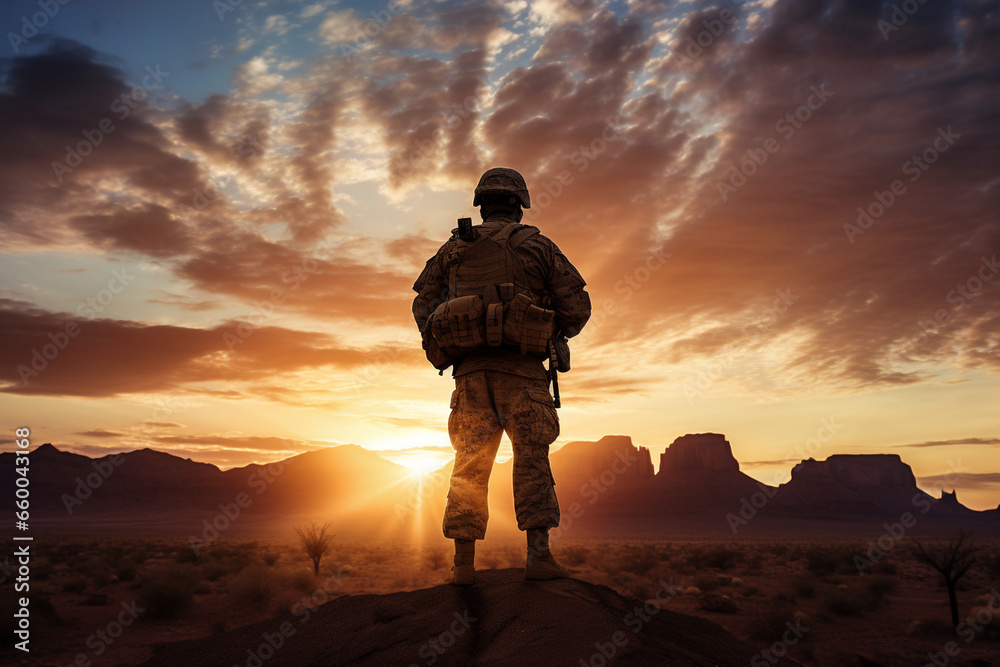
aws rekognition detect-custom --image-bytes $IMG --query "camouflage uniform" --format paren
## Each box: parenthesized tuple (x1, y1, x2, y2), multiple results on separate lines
(412, 216, 591, 540)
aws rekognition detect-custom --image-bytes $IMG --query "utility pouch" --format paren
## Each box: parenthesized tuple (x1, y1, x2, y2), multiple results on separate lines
(421, 317, 454, 371)
(554, 335, 571, 372)
(503, 292, 555, 356)
(485, 302, 503, 346)
(431, 295, 485, 350)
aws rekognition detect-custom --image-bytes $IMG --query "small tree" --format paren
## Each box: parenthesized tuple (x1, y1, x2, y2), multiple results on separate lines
(295, 522, 335, 576)
(911, 529, 980, 627)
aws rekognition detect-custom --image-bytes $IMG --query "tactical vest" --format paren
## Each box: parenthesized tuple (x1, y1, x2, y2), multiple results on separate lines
(426, 221, 556, 368)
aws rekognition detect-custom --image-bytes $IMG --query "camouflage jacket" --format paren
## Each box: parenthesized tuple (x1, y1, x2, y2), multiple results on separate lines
(412, 216, 591, 379)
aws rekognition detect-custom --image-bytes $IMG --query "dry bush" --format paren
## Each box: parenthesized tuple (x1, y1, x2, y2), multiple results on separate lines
(62, 577, 87, 593)
(138, 563, 203, 620)
(696, 575, 722, 593)
(116, 558, 138, 582)
(864, 573, 898, 598)
(232, 565, 277, 605)
(792, 573, 817, 599)
(767, 543, 789, 559)
(560, 544, 592, 567)
(423, 546, 450, 571)
(286, 568, 317, 593)
(804, 544, 856, 575)
(33, 559, 53, 581)
(746, 600, 797, 641)
(688, 544, 741, 571)
(819, 586, 879, 616)
(615, 543, 664, 578)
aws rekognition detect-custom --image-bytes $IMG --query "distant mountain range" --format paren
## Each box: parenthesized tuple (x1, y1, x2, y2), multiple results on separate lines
(3, 435, 996, 540)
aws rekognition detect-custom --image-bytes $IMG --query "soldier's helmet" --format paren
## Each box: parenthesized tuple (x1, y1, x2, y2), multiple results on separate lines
(473, 167, 531, 209)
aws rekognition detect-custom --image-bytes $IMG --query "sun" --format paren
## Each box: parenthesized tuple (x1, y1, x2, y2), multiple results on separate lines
(405, 457, 445, 475)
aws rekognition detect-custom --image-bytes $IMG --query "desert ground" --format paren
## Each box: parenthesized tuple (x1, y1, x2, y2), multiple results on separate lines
(3, 536, 998, 666)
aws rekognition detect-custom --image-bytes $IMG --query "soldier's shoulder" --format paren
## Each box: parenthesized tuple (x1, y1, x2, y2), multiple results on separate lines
(516, 225, 554, 248)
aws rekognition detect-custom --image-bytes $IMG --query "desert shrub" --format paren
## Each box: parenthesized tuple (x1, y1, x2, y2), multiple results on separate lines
(987, 550, 1000, 578)
(872, 558, 898, 576)
(804, 545, 855, 575)
(261, 551, 280, 567)
(741, 585, 760, 597)
(746, 600, 796, 641)
(742, 551, 763, 571)
(62, 577, 87, 593)
(174, 548, 200, 564)
(200, 558, 230, 582)
(33, 559, 53, 581)
(90, 569, 113, 589)
(286, 569, 317, 593)
(920, 616, 959, 635)
(864, 574, 898, 598)
(232, 565, 276, 605)
(696, 575, 721, 593)
(616, 544, 663, 578)
(792, 574, 817, 599)
(138, 563, 202, 620)
(698, 545, 742, 570)
(116, 559, 137, 582)
(820, 587, 873, 616)
(560, 544, 591, 567)
(423, 547, 449, 571)
(769, 543, 789, 558)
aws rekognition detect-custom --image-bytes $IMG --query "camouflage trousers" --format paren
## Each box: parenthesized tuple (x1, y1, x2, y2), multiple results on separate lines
(443, 370, 561, 540)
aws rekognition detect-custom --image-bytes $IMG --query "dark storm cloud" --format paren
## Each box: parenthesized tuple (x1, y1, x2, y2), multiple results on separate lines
(0, 40, 203, 236)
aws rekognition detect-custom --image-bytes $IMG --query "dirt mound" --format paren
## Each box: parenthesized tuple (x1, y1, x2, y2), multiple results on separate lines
(140, 568, 799, 666)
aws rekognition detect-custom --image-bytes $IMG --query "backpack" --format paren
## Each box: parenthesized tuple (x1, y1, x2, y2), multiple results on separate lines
(423, 220, 556, 370)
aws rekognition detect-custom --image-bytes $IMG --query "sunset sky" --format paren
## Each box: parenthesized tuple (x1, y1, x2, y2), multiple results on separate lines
(2, 0, 998, 509)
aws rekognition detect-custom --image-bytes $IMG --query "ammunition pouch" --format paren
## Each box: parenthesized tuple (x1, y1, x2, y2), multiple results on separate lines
(503, 292, 555, 357)
(421, 316, 453, 371)
(430, 295, 485, 350)
(428, 291, 556, 363)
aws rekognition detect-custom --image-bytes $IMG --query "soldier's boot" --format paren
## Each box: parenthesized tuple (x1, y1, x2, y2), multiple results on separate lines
(452, 539, 475, 586)
(525, 528, 569, 580)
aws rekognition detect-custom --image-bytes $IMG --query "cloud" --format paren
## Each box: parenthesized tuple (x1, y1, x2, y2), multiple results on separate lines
(918, 472, 1000, 490)
(75, 429, 126, 438)
(741, 458, 801, 468)
(372, 415, 445, 430)
(1, 0, 999, 408)
(0, 299, 422, 398)
(897, 437, 1000, 448)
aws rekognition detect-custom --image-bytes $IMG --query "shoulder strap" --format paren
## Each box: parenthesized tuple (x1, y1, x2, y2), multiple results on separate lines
(510, 225, 539, 249)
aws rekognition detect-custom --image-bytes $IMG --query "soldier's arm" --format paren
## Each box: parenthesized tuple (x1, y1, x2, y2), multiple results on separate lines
(412, 248, 450, 332)
(546, 243, 591, 338)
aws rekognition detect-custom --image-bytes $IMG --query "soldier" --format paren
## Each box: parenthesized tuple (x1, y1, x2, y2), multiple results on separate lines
(412, 167, 591, 585)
